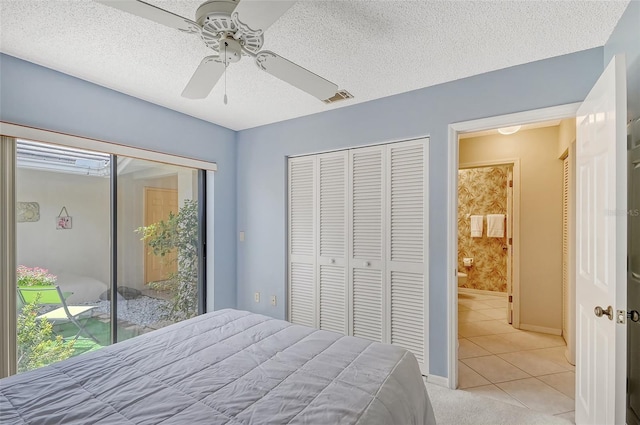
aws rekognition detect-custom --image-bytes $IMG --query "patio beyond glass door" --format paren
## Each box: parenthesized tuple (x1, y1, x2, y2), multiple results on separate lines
(12, 138, 206, 372)
(115, 157, 201, 342)
(15, 140, 112, 372)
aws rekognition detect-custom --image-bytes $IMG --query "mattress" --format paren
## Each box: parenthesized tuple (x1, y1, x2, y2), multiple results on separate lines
(1, 309, 435, 424)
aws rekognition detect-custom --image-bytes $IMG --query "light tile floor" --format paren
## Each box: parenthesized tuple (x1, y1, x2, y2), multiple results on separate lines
(458, 291, 575, 423)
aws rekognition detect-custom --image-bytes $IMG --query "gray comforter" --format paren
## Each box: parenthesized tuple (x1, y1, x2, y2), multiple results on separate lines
(1, 309, 435, 424)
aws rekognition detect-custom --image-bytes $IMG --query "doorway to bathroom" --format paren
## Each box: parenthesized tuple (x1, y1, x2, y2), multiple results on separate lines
(457, 161, 516, 325)
(452, 117, 577, 420)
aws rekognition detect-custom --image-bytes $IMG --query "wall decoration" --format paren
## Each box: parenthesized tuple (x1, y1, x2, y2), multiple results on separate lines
(56, 206, 72, 230)
(458, 166, 508, 292)
(17, 202, 40, 222)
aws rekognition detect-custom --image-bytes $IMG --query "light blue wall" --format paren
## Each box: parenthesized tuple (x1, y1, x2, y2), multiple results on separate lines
(604, 0, 640, 121)
(236, 48, 604, 378)
(0, 53, 237, 311)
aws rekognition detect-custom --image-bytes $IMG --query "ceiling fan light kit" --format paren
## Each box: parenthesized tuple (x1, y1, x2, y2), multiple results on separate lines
(95, 0, 349, 104)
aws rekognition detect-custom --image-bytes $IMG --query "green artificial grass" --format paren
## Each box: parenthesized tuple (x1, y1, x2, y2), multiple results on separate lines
(54, 318, 140, 356)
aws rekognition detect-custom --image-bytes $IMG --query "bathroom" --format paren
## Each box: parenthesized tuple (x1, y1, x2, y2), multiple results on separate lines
(457, 165, 511, 300)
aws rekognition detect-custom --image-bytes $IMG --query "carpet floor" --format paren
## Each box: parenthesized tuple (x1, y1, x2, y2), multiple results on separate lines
(426, 382, 573, 425)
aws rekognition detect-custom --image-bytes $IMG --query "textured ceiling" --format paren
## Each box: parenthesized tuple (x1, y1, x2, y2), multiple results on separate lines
(0, 0, 629, 131)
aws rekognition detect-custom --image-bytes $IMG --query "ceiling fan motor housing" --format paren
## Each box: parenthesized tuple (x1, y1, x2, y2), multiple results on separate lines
(221, 37, 242, 63)
(196, 0, 263, 54)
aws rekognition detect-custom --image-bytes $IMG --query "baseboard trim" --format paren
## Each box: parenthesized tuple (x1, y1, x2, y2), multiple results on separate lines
(426, 374, 449, 388)
(458, 287, 507, 298)
(519, 323, 562, 336)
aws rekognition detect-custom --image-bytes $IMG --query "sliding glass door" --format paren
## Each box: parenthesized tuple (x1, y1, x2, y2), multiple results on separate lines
(10, 138, 206, 372)
(115, 157, 201, 342)
(15, 140, 112, 371)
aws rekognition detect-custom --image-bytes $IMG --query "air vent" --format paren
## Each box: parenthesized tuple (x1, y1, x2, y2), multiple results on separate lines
(323, 90, 354, 104)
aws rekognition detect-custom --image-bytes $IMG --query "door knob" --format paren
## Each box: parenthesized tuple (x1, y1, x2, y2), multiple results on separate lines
(594, 305, 613, 320)
(629, 310, 640, 323)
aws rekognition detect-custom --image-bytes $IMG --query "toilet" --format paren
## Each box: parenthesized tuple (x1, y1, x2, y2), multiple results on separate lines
(457, 272, 467, 286)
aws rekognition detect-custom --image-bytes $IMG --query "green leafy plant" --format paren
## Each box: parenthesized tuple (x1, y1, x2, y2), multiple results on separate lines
(17, 294, 75, 372)
(17, 265, 57, 287)
(136, 199, 199, 321)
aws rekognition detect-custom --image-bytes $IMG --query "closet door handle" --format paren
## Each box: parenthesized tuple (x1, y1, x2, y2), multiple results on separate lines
(363, 261, 370, 267)
(330, 258, 335, 264)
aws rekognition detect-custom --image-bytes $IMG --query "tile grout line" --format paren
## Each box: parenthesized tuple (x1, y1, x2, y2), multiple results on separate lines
(458, 293, 576, 416)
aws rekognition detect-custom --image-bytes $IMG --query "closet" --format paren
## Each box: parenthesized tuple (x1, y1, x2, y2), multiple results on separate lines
(287, 138, 429, 373)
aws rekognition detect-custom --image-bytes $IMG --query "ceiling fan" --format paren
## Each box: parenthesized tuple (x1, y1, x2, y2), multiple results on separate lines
(95, 0, 346, 103)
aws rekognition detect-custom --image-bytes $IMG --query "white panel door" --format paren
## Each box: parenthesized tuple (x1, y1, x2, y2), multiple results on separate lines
(288, 156, 317, 327)
(349, 146, 385, 342)
(317, 151, 348, 334)
(575, 55, 627, 425)
(386, 140, 428, 373)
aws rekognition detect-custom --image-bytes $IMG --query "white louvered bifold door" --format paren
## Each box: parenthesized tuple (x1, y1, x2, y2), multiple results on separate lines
(317, 151, 348, 334)
(386, 139, 428, 374)
(288, 156, 317, 327)
(349, 146, 386, 342)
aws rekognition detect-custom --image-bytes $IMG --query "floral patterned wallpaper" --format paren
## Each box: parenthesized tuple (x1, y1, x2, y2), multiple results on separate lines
(458, 166, 509, 292)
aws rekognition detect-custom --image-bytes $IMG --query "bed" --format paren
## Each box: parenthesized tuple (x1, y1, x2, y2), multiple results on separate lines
(1, 309, 435, 424)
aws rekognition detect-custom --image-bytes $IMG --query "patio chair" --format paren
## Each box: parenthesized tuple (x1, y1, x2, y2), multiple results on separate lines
(17, 285, 99, 343)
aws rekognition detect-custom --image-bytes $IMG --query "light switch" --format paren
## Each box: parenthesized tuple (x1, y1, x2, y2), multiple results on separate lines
(239, 231, 245, 242)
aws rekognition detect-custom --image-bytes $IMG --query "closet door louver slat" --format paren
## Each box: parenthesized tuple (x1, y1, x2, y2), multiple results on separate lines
(288, 157, 316, 327)
(290, 159, 315, 257)
(319, 265, 346, 333)
(318, 152, 348, 334)
(390, 143, 424, 263)
(351, 148, 383, 261)
(290, 263, 315, 327)
(390, 271, 424, 364)
(350, 146, 385, 342)
(387, 141, 427, 373)
(353, 268, 383, 342)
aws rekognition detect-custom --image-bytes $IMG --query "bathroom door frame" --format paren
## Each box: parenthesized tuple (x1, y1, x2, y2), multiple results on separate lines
(445, 103, 581, 389)
(458, 159, 519, 326)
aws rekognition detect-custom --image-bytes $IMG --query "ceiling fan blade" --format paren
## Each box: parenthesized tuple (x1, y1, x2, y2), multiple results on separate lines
(255, 51, 338, 101)
(182, 56, 226, 99)
(232, 0, 296, 34)
(94, 0, 200, 33)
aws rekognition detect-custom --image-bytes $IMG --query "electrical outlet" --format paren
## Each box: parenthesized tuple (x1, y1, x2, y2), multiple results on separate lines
(254, 292, 260, 303)
(270, 295, 277, 306)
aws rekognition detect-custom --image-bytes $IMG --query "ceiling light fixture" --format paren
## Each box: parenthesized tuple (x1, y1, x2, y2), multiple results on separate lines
(498, 125, 521, 135)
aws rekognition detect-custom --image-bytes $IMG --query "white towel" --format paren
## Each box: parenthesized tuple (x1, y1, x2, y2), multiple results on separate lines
(487, 214, 506, 238)
(470, 215, 483, 238)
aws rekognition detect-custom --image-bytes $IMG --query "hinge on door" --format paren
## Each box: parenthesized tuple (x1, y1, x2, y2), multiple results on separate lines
(509, 180, 513, 187)
(509, 295, 513, 303)
(509, 238, 512, 245)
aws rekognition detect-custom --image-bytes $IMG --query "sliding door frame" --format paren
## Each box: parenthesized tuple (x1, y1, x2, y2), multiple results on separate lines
(0, 122, 216, 375)
(197, 169, 207, 315)
(0, 137, 17, 379)
(110, 156, 119, 343)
